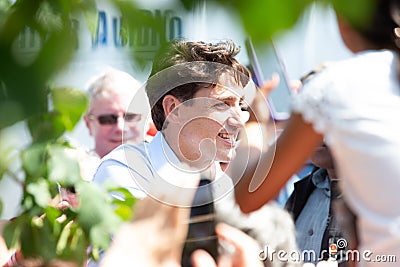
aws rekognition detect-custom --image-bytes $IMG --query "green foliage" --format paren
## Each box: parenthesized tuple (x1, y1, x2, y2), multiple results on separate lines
(0, 134, 20, 180)
(209, 0, 374, 44)
(329, 0, 375, 30)
(2, 84, 137, 265)
(51, 87, 88, 132)
(0, 0, 95, 129)
(233, 0, 314, 42)
(47, 144, 81, 185)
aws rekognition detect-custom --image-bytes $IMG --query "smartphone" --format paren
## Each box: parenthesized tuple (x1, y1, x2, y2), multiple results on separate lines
(181, 179, 218, 267)
(245, 37, 293, 121)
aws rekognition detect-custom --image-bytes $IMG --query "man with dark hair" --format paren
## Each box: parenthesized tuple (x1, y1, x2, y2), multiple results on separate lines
(92, 40, 256, 203)
(90, 40, 297, 267)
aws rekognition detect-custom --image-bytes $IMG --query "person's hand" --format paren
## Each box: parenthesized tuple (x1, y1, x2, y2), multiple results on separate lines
(100, 196, 191, 267)
(100, 172, 199, 267)
(191, 223, 264, 267)
(247, 74, 279, 124)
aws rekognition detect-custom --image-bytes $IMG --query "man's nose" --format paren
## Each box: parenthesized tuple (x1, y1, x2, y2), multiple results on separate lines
(227, 107, 249, 127)
(115, 116, 125, 129)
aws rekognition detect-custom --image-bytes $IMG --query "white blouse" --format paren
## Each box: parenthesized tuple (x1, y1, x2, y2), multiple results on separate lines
(292, 50, 400, 266)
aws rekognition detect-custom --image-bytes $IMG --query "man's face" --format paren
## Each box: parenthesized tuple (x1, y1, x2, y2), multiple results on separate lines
(174, 81, 252, 166)
(85, 92, 144, 158)
(310, 143, 334, 170)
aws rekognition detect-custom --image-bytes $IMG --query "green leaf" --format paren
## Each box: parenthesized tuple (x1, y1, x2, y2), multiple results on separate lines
(330, 0, 375, 30)
(20, 216, 58, 262)
(47, 144, 81, 185)
(36, 1, 63, 32)
(110, 187, 137, 221)
(113, 205, 133, 221)
(26, 178, 51, 208)
(80, 0, 98, 38)
(45, 206, 63, 224)
(56, 222, 71, 254)
(89, 246, 100, 262)
(3, 213, 28, 249)
(0, 101, 25, 129)
(90, 225, 110, 249)
(58, 224, 87, 265)
(76, 182, 121, 234)
(0, 130, 18, 180)
(51, 87, 88, 131)
(21, 143, 47, 179)
(69, 226, 86, 255)
(214, 0, 312, 43)
(109, 186, 137, 208)
(27, 111, 66, 143)
(45, 206, 64, 236)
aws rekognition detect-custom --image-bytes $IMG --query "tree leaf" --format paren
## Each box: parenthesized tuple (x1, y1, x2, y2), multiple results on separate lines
(51, 87, 88, 131)
(47, 144, 81, 185)
(109, 186, 137, 208)
(76, 182, 121, 235)
(3, 214, 27, 249)
(56, 222, 71, 254)
(113, 205, 133, 221)
(0, 132, 19, 179)
(330, 0, 375, 30)
(27, 111, 66, 143)
(90, 225, 111, 249)
(21, 143, 47, 179)
(26, 178, 51, 208)
(58, 224, 87, 265)
(20, 216, 58, 262)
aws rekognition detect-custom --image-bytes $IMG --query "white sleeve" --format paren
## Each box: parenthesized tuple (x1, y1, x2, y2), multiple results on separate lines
(290, 66, 348, 145)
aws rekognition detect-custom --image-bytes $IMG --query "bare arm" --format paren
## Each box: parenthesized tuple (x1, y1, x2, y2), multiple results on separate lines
(232, 113, 323, 213)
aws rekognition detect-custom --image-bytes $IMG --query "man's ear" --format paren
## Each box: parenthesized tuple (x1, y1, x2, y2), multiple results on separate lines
(84, 115, 94, 136)
(162, 95, 181, 124)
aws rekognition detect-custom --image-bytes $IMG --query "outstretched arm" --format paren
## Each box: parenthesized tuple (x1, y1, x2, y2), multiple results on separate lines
(232, 112, 323, 213)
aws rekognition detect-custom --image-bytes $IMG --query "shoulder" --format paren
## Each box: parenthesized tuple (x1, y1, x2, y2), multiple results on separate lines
(93, 143, 151, 182)
(302, 50, 395, 86)
(102, 143, 148, 163)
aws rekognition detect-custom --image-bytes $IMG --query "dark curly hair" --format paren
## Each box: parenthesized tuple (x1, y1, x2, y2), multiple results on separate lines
(146, 40, 251, 131)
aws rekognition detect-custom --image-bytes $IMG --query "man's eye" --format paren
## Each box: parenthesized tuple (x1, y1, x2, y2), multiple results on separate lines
(213, 102, 228, 109)
(240, 102, 249, 111)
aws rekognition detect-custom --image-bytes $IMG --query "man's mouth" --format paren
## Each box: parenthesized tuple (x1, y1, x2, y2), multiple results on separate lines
(218, 133, 231, 139)
(217, 131, 236, 145)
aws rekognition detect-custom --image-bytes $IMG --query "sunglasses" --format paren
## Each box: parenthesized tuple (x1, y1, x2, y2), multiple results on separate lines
(88, 113, 141, 125)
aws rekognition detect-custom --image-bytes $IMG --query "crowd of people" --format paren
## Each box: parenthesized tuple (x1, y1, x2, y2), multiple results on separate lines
(1, 0, 400, 266)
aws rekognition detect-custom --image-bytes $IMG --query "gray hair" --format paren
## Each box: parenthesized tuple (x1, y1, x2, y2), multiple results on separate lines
(85, 67, 142, 113)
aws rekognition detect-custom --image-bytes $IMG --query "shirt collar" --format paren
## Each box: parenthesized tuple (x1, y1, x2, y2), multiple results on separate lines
(148, 131, 226, 180)
(147, 132, 233, 202)
(148, 131, 182, 172)
(311, 168, 330, 196)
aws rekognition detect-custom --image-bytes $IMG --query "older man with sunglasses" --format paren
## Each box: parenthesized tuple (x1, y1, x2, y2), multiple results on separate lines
(57, 67, 149, 208)
(84, 67, 149, 158)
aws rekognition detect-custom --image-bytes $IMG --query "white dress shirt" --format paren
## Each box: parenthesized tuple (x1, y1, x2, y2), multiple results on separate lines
(93, 131, 237, 207)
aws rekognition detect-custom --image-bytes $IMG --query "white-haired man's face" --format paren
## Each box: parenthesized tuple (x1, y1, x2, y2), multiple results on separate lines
(85, 91, 146, 158)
